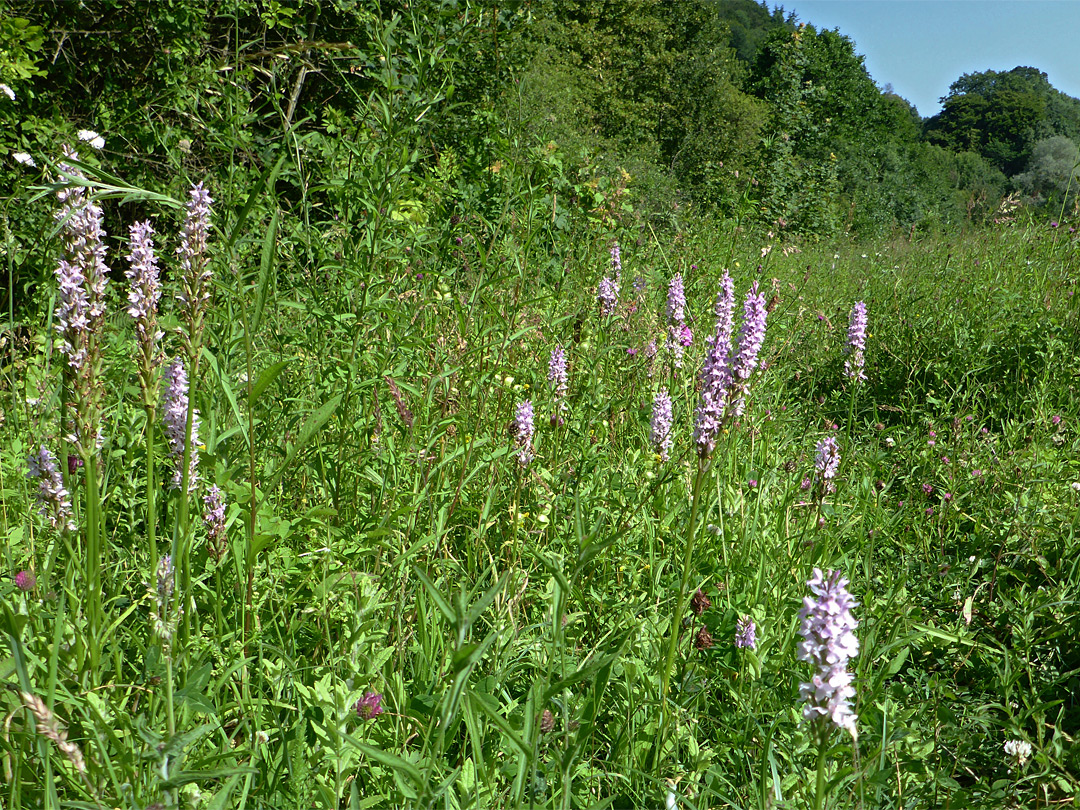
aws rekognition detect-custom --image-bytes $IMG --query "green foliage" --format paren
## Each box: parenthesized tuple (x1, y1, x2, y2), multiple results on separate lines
(1013, 135, 1080, 210)
(662, 2, 768, 211)
(514, 0, 780, 218)
(4, 14, 1080, 807)
(0, 15, 45, 84)
(5, 0, 1079, 248)
(711, 0, 793, 64)
(927, 66, 1080, 178)
(6, 166, 1080, 806)
(750, 25, 851, 233)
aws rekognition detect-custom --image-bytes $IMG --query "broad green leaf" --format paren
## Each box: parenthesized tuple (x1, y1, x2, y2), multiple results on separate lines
(250, 360, 291, 407)
(252, 207, 280, 333)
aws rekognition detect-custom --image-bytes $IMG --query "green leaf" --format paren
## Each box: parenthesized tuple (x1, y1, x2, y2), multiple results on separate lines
(469, 692, 533, 759)
(178, 690, 217, 716)
(413, 566, 456, 626)
(203, 348, 246, 449)
(206, 774, 243, 810)
(30, 157, 181, 214)
(252, 208, 280, 333)
(442, 632, 497, 727)
(250, 360, 291, 407)
(884, 646, 909, 676)
(531, 551, 571, 594)
(265, 394, 342, 493)
(161, 723, 216, 757)
(339, 731, 423, 787)
(463, 571, 509, 629)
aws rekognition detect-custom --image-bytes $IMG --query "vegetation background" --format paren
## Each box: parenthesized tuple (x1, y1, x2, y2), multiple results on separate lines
(1, 1, 1078, 808)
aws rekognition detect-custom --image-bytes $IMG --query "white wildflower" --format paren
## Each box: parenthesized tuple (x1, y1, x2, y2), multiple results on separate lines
(0, 84, 14, 101)
(77, 129, 105, 150)
(12, 152, 35, 167)
(1004, 739, 1032, 768)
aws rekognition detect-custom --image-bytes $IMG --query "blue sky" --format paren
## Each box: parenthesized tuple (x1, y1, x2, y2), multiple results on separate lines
(781, 1, 1080, 118)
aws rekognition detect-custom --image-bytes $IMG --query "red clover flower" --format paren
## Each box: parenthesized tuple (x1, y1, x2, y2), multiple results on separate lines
(798, 568, 859, 738)
(355, 691, 384, 720)
(15, 570, 36, 592)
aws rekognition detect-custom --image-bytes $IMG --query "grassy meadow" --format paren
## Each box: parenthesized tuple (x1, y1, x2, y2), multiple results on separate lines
(2, 154, 1080, 810)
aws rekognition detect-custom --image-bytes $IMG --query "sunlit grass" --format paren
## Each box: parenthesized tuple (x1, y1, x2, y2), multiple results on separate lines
(2, 163, 1079, 810)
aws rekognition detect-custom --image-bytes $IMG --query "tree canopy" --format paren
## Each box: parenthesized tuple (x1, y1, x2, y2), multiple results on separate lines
(2, 0, 1077, 239)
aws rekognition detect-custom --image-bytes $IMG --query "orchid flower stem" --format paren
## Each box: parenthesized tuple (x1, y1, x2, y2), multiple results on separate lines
(145, 407, 158, 580)
(659, 454, 709, 765)
(847, 384, 857, 445)
(814, 725, 829, 810)
(176, 350, 201, 651)
(84, 454, 103, 676)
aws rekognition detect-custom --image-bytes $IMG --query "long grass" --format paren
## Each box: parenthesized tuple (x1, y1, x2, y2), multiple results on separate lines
(2, 42, 1080, 808)
(3, 174, 1079, 807)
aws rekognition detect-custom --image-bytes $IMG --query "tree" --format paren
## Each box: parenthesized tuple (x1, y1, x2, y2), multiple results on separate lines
(661, 0, 767, 209)
(925, 66, 1080, 177)
(1013, 135, 1080, 208)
